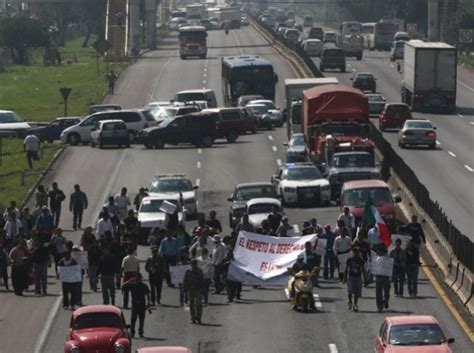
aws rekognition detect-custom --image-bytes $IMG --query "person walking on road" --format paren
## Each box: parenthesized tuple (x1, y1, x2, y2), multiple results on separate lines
(122, 272, 150, 338)
(234, 213, 255, 233)
(320, 224, 336, 279)
(96, 211, 114, 241)
(343, 247, 365, 312)
(196, 247, 213, 304)
(0, 242, 10, 290)
(23, 133, 40, 170)
(374, 245, 391, 313)
(159, 232, 179, 287)
(120, 247, 140, 309)
(399, 215, 426, 249)
(333, 228, 352, 281)
(97, 247, 118, 305)
(405, 239, 420, 297)
(3, 212, 23, 249)
(145, 246, 163, 306)
(390, 238, 406, 297)
(267, 206, 283, 233)
(70, 184, 88, 230)
(50, 228, 67, 277)
(31, 235, 50, 295)
(338, 207, 356, 238)
(48, 182, 66, 228)
(9, 239, 30, 296)
(36, 206, 54, 235)
(35, 185, 48, 209)
(133, 187, 148, 211)
(115, 187, 131, 221)
(205, 210, 223, 233)
(107, 70, 118, 94)
(183, 259, 204, 324)
(58, 250, 80, 309)
(212, 235, 226, 294)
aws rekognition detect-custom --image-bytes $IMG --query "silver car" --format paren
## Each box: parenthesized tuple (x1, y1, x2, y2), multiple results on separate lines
(284, 133, 306, 162)
(398, 119, 437, 149)
(367, 94, 386, 116)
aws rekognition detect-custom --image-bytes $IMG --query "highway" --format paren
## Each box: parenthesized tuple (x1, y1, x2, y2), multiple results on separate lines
(1, 27, 472, 353)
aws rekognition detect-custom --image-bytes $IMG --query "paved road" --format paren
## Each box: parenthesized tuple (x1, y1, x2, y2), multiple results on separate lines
(1, 27, 472, 353)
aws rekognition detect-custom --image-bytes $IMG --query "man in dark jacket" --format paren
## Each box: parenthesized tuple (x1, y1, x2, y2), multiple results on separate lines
(48, 182, 66, 227)
(97, 247, 118, 305)
(145, 247, 163, 305)
(69, 184, 88, 230)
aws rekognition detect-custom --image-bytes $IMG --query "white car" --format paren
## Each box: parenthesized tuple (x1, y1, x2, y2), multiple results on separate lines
(0, 110, 31, 137)
(248, 100, 283, 127)
(271, 163, 331, 206)
(246, 198, 283, 229)
(148, 174, 198, 216)
(138, 195, 185, 233)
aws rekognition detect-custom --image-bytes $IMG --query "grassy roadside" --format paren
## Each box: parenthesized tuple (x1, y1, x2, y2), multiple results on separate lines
(459, 53, 474, 70)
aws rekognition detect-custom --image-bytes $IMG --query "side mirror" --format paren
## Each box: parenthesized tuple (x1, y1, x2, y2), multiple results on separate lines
(283, 142, 289, 147)
(447, 338, 455, 344)
(433, 126, 437, 130)
(193, 185, 199, 190)
(393, 195, 402, 203)
(350, 77, 353, 80)
(227, 196, 233, 202)
(271, 175, 279, 183)
(274, 74, 279, 84)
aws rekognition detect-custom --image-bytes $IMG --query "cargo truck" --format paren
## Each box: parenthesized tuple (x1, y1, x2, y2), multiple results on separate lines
(187, 3, 206, 21)
(401, 40, 457, 113)
(302, 84, 373, 165)
(284, 77, 339, 139)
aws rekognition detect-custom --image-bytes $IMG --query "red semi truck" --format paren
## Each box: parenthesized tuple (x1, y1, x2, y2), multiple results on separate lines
(302, 84, 374, 164)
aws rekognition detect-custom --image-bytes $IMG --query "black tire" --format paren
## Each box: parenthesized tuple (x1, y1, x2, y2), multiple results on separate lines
(90, 140, 95, 148)
(180, 55, 186, 60)
(154, 139, 165, 149)
(301, 298, 309, 313)
(379, 123, 385, 132)
(341, 67, 346, 73)
(398, 141, 405, 148)
(356, 53, 363, 61)
(251, 126, 257, 134)
(99, 142, 103, 149)
(226, 131, 238, 143)
(67, 133, 81, 145)
(429, 143, 436, 150)
(202, 136, 213, 148)
(126, 143, 130, 148)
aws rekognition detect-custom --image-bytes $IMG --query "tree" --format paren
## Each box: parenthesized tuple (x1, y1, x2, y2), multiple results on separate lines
(0, 17, 49, 64)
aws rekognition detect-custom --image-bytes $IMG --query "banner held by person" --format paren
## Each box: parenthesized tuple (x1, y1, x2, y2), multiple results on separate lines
(170, 264, 191, 285)
(228, 231, 317, 286)
(371, 255, 394, 277)
(58, 265, 82, 283)
(390, 234, 412, 249)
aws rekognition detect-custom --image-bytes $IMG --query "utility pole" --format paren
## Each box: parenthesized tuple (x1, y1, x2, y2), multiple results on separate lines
(145, 0, 157, 50)
(428, 0, 439, 41)
(129, 0, 141, 52)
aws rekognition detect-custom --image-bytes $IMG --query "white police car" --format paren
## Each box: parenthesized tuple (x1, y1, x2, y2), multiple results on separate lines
(271, 163, 330, 206)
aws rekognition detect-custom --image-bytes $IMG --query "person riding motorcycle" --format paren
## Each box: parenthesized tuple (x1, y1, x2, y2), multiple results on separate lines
(224, 22, 230, 35)
(287, 254, 316, 311)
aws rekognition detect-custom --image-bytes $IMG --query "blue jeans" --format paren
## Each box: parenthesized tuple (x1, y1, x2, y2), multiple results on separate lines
(33, 263, 48, 293)
(375, 276, 390, 311)
(406, 264, 419, 296)
(88, 265, 98, 291)
(392, 265, 405, 295)
(323, 251, 335, 278)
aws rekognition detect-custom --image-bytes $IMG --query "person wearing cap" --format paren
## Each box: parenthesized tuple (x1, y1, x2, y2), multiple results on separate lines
(301, 220, 314, 235)
(320, 224, 336, 279)
(343, 246, 365, 312)
(374, 245, 391, 312)
(183, 259, 204, 324)
(145, 246, 163, 305)
(122, 272, 150, 337)
(275, 217, 293, 237)
(212, 235, 226, 294)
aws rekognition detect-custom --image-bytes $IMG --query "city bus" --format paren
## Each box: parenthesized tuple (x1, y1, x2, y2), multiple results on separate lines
(178, 26, 207, 59)
(222, 55, 278, 106)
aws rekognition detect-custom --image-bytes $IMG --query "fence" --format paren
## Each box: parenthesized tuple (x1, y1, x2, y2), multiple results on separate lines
(251, 14, 473, 274)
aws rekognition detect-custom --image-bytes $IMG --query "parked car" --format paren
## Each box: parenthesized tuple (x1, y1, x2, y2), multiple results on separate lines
(303, 16, 313, 27)
(148, 105, 200, 124)
(247, 100, 283, 127)
(398, 119, 437, 149)
(351, 72, 377, 93)
(240, 16, 249, 26)
(174, 89, 217, 108)
(302, 39, 323, 57)
(284, 133, 306, 162)
(294, 24, 303, 33)
(340, 179, 401, 232)
(201, 108, 253, 142)
(87, 104, 122, 115)
(61, 109, 150, 145)
(28, 117, 82, 142)
(64, 305, 131, 353)
(379, 103, 412, 131)
(277, 26, 287, 36)
(137, 113, 217, 148)
(228, 182, 279, 227)
(237, 94, 264, 107)
(375, 315, 454, 353)
(246, 198, 284, 229)
(390, 40, 405, 61)
(0, 110, 31, 137)
(320, 48, 346, 72)
(367, 94, 386, 117)
(323, 31, 337, 44)
(308, 26, 324, 41)
(284, 28, 300, 43)
(90, 119, 130, 148)
(169, 17, 187, 30)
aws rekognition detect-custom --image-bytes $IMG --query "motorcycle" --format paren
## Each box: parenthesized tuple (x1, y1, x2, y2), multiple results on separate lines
(287, 268, 316, 312)
(225, 27, 229, 35)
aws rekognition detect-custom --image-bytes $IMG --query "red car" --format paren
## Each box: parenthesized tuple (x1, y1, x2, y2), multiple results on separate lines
(375, 315, 454, 353)
(64, 305, 131, 353)
(379, 103, 412, 131)
(136, 348, 192, 353)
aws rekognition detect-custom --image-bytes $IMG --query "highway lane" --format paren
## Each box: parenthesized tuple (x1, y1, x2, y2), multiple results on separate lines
(1, 26, 472, 353)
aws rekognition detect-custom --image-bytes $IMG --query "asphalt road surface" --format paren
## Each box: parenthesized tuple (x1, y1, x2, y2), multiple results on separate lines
(0, 27, 472, 353)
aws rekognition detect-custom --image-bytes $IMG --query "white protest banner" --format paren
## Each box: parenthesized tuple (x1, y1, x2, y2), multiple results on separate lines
(315, 238, 327, 256)
(371, 255, 394, 277)
(58, 265, 82, 283)
(160, 200, 177, 215)
(170, 264, 191, 285)
(390, 234, 412, 250)
(228, 231, 317, 286)
(72, 251, 89, 270)
(337, 252, 353, 274)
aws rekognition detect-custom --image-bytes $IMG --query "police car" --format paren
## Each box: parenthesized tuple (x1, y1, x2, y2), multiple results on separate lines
(148, 174, 198, 217)
(271, 163, 330, 206)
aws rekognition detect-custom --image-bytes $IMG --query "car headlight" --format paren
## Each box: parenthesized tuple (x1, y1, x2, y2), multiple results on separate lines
(115, 344, 125, 353)
(283, 187, 296, 192)
(70, 346, 80, 353)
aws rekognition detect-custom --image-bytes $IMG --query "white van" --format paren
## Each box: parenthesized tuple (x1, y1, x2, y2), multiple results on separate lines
(390, 40, 405, 61)
(61, 110, 154, 145)
(174, 89, 217, 108)
(302, 39, 323, 57)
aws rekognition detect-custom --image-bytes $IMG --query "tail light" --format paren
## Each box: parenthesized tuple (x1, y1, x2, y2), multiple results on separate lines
(144, 122, 149, 128)
(415, 92, 423, 98)
(426, 131, 436, 138)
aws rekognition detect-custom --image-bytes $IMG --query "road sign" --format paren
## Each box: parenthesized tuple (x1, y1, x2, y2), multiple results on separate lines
(406, 23, 417, 34)
(459, 29, 473, 43)
(59, 88, 72, 116)
(92, 39, 113, 55)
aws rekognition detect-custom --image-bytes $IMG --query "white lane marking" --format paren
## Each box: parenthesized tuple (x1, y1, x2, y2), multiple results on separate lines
(276, 159, 282, 166)
(459, 80, 474, 92)
(195, 178, 200, 187)
(184, 305, 190, 312)
(203, 80, 206, 85)
(197, 161, 201, 168)
(268, 135, 273, 140)
(464, 165, 474, 172)
(293, 224, 300, 233)
(347, 63, 352, 68)
(457, 113, 463, 118)
(284, 288, 290, 300)
(470, 122, 474, 125)
(436, 140, 441, 146)
(203, 73, 207, 78)
(33, 295, 62, 353)
(448, 151, 456, 157)
(204, 67, 207, 72)
(197, 148, 202, 154)
(328, 344, 339, 353)
(390, 64, 394, 68)
(232, 29, 244, 55)
(272, 146, 277, 152)
(313, 293, 322, 308)
(352, 68, 356, 72)
(147, 55, 173, 102)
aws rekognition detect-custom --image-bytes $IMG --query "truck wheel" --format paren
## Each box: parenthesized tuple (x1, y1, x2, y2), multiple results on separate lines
(226, 131, 238, 143)
(154, 139, 165, 149)
(429, 143, 436, 150)
(202, 136, 213, 147)
(340, 67, 346, 73)
(180, 55, 186, 60)
(356, 53, 363, 61)
(251, 126, 257, 134)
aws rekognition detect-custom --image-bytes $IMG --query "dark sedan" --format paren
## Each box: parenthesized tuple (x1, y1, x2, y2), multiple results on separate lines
(29, 117, 82, 142)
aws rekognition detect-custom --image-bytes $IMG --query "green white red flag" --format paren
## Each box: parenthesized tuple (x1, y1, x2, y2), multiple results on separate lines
(362, 196, 391, 247)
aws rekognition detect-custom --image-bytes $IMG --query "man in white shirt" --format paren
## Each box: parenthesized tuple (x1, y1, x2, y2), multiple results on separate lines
(196, 247, 214, 304)
(212, 235, 226, 294)
(120, 248, 140, 309)
(368, 226, 382, 251)
(333, 228, 353, 281)
(338, 207, 356, 236)
(23, 134, 40, 169)
(3, 212, 23, 246)
(95, 212, 114, 240)
(114, 187, 131, 221)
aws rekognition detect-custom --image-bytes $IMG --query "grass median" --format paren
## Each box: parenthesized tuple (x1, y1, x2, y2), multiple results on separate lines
(0, 36, 126, 208)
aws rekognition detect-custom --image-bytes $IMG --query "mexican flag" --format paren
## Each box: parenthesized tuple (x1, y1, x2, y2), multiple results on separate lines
(362, 196, 391, 247)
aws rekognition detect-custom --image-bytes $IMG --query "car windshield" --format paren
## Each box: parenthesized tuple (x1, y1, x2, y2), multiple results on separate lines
(368, 95, 384, 102)
(74, 312, 122, 330)
(342, 188, 392, 206)
(253, 101, 276, 110)
(246, 105, 268, 114)
(139, 199, 180, 213)
(234, 186, 277, 201)
(290, 135, 304, 146)
(320, 123, 364, 136)
(356, 74, 373, 80)
(175, 93, 205, 102)
(248, 203, 278, 215)
(331, 154, 375, 168)
(388, 105, 409, 114)
(389, 324, 446, 346)
(286, 167, 322, 180)
(150, 179, 193, 192)
(0, 111, 23, 123)
(405, 121, 432, 129)
(158, 118, 177, 128)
